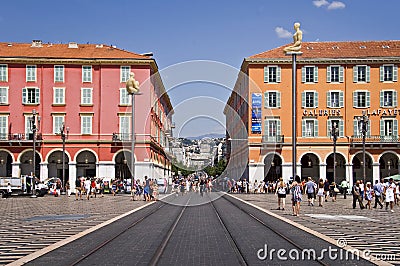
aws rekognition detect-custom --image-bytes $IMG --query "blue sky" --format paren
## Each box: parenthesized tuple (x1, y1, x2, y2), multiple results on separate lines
(1, 0, 399, 137)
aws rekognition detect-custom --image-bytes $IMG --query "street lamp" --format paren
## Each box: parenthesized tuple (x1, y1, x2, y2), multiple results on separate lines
(357, 114, 369, 184)
(331, 122, 339, 184)
(125, 72, 141, 191)
(60, 123, 69, 192)
(387, 160, 392, 177)
(29, 109, 40, 197)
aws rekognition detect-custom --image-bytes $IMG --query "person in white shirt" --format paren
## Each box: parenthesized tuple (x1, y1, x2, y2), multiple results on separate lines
(384, 178, 396, 212)
(84, 178, 91, 200)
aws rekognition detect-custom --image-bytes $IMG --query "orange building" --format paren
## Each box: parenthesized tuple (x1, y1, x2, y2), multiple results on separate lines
(225, 40, 400, 187)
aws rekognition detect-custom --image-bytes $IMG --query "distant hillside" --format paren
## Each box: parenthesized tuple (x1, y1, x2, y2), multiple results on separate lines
(186, 133, 225, 140)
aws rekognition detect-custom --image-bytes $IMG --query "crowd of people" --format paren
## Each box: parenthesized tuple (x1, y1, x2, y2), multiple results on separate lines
(171, 174, 213, 197)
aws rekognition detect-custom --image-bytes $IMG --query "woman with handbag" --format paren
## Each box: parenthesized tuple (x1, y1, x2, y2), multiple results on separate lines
(275, 178, 287, 211)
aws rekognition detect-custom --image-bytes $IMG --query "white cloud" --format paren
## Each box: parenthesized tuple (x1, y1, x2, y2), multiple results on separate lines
(275, 27, 292, 39)
(327, 1, 346, 10)
(313, 0, 329, 8)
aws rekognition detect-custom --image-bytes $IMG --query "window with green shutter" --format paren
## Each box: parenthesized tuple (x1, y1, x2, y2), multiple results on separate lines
(303, 66, 318, 83)
(264, 66, 281, 83)
(264, 67, 268, 83)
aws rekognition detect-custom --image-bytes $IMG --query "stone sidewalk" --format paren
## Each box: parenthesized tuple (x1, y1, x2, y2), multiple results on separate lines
(0, 193, 150, 265)
(232, 192, 400, 265)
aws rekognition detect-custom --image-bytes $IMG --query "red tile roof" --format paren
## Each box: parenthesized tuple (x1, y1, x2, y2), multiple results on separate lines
(248, 40, 400, 60)
(0, 41, 150, 60)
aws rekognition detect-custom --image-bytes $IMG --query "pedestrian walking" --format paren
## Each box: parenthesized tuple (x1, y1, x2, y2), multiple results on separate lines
(384, 178, 396, 212)
(352, 180, 364, 209)
(75, 177, 82, 200)
(330, 181, 338, 202)
(365, 182, 373, 209)
(323, 179, 330, 202)
(305, 177, 316, 206)
(359, 180, 365, 203)
(275, 178, 287, 210)
(66, 180, 71, 197)
(340, 179, 349, 199)
(290, 175, 302, 216)
(373, 180, 383, 209)
(317, 179, 324, 207)
(143, 176, 150, 201)
(84, 178, 91, 200)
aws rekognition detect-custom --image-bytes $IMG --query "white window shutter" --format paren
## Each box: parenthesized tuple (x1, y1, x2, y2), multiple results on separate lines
(339, 120, 344, 137)
(380, 65, 384, 82)
(35, 88, 40, 104)
(277, 92, 281, 108)
(394, 65, 398, 82)
(314, 66, 318, 83)
(353, 66, 358, 83)
(327, 120, 330, 137)
(380, 91, 384, 107)
(339, 91, 344, 108)
(301, 67, 306, 83)
(353, 91, 358, 107)
(277, 67, 281, 83)
(327, 66, 331, 83)
(277, 120, 281, 136)
(394, 119, 398, 136)
(366, 66, 371, 83)
(301, 91, 305, 108)
(22, 88, 27, 104)
(366, 91, 371, 107)
(353, 120, 358, 136)
(314, 91, 319, 107)
(339, 66, 344, 83)
(264, 67, 268, 83)
(394, 91, 398, 107)
(302, 119, 306, 137)
(327, 91, 331, 108)
(264, 92, 268, 108)
(367, 121, 371, 137)
(380, 120, 385, 136)
(314, 120, 319, 137)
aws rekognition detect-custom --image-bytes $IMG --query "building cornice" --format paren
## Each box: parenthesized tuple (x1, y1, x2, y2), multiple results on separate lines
(244, 57, 400, 65)
(0, 57, 156, 66)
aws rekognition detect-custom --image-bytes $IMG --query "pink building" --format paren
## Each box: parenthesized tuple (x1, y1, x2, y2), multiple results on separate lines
(0, 40, 173, 189)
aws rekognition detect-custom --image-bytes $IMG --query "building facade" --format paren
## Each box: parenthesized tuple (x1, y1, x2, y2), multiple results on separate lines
(0, 40, 173, 189)
(226, 40, 400, 188)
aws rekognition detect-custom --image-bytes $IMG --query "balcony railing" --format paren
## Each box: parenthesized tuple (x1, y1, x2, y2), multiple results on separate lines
(0, 133, 43, 141)
(112, 133, 131, 142)
(350, 135, 399, 143)
(262, 135, 284, 143)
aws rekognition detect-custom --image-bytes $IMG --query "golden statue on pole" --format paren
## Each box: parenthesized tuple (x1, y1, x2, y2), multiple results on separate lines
(283, 22, 303, 53)
(126, 72, 140, 94)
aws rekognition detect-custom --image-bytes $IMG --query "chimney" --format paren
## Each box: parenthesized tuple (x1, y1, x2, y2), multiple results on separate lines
(31, 40, 43, 47)
(68, 42, 78, 48)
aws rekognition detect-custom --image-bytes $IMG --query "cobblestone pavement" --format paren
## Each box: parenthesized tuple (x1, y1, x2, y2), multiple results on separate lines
(0, 193, 150, 265)
(232, 192, 400, 265)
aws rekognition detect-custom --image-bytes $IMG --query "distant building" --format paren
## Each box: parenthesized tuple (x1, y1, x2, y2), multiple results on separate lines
(226, 40, 400, 188)
(0, 41, 173, 189)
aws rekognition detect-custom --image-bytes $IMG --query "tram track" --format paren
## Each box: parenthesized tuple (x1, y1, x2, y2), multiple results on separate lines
(216, 193, 330, 266)
(25, 191, 373, 265)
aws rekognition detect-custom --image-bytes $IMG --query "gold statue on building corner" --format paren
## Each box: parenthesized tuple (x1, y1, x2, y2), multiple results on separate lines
(283, 22, 303, 53)
(126, 72, 140, 94)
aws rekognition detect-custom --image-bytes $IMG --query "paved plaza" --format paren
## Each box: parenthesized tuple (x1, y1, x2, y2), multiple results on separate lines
(0, 193, 150, 265)
(232, 192, 400, 265)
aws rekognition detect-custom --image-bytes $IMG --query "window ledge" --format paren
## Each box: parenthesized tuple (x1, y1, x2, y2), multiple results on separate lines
(23, 103, 39, 106)
(52, 104, 66, 107)
(80, 104, 93, 107)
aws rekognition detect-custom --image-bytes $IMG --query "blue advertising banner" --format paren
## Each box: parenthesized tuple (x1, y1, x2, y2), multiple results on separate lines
(251, 93, 262, 134)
